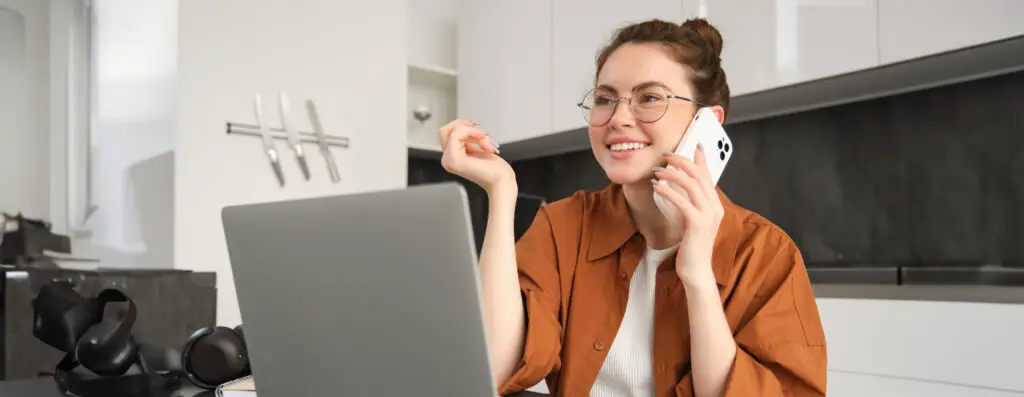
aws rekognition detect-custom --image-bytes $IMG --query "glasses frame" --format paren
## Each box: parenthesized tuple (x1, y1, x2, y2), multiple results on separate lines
(576, 87, 705, 127)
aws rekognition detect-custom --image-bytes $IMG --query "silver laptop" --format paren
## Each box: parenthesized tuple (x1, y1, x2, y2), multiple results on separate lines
(221, 182, 497, 396)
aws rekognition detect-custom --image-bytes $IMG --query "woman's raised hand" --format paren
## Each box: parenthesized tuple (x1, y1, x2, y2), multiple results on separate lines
(438, 119, 516, 196)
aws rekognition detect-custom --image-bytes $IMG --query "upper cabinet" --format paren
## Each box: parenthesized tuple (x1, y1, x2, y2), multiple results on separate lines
(695, 0, 880, 96)
(457, 0, 1024, 157)
(877, 0, 1024, 64)
(550, 0, 684, 134)
(456, 0, 552, 144)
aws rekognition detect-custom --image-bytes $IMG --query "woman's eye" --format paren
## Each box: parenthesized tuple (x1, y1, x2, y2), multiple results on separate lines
(595, 96, 615, 105)
(642, 94, 663, 102)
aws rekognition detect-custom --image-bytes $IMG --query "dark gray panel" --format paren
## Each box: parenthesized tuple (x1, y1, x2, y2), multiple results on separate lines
(454, 69, 1024, 286)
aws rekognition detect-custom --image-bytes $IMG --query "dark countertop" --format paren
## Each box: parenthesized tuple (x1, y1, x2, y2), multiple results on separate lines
(812, 283, 1024, 304)
(806, 264, 1024, 304)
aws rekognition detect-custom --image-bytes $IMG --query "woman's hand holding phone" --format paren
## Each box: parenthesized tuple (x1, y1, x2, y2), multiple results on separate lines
(653, 145, 726, 286)
(438, 119, 516, 198)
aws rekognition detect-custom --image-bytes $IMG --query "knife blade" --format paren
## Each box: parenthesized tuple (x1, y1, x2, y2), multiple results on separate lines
(253, 94, 285, 186)
(279, 91, 311, 180)
(304, 99, 341, 183)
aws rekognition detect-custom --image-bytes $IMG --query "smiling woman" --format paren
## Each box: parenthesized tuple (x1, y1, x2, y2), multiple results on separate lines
(438, 18, 827, 397)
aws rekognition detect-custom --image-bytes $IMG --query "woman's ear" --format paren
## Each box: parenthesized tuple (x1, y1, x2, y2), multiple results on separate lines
(709, 105, 726, 124)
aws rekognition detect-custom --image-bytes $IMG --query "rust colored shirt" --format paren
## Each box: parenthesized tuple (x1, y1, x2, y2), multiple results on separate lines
(497, 184, 827, 397)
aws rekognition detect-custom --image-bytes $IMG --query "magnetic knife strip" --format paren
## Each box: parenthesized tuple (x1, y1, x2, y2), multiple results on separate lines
(225, 100, 348, 186)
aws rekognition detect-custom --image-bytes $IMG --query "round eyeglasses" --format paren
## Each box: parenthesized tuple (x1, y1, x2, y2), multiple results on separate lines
(577, 85, 701, 127)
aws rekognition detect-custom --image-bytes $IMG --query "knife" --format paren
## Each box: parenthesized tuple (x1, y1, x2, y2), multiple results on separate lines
(304, 99, 341, 183)
(253, 94, 285, 186)
(279, 91, 311, 180)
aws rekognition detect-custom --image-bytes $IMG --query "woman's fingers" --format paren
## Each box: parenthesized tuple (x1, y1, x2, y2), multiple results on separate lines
(653, 166, 707, 212)
(664, 147, 713, 198)
(439, 119, 478, 150)
(652, 178, 699, 223)
(448, 125, 497, 154)
(440, 120, 501, 155)
(691, 144, 715, 193)
(441, 124, 500, 173)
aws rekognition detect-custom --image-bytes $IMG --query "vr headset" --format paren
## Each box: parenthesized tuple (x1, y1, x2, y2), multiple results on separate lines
(32, 281, 250, 396)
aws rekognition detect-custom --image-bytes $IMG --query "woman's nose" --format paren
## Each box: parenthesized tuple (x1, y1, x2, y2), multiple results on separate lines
(608, 99, 637, 128)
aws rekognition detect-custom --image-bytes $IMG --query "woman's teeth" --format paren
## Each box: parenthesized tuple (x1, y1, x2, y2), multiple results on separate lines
(609, 142, 649, 152)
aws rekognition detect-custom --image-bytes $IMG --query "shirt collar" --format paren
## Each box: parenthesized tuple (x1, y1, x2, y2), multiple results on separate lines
(586, 184, 741, 287)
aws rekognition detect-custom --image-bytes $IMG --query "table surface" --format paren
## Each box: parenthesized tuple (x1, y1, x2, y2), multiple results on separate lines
(0, 377, 213, 397)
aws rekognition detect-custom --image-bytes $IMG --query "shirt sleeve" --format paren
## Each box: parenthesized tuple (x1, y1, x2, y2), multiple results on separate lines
(678, 233, 828, 397)
(497, 207, 565, 396)
(720, 237, 828, 397)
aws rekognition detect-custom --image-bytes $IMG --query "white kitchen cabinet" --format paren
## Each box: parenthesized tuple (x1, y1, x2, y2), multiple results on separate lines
(686, 0, 879, 96)
(550, 0, 683, 134)
(829, 370, 1024, 397)
(819, 298, 1024, 393)
(407, 0, 458, 155)
(878, 0, 1024, 64)
(456, 0, 552, 144)
(458, 0, 1022, 152)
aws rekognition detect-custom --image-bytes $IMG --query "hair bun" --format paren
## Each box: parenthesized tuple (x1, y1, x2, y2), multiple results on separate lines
(681, 18, 723, 58)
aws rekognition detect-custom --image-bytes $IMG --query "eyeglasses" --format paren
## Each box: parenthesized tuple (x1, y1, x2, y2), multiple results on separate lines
(577, 85, 701, 127)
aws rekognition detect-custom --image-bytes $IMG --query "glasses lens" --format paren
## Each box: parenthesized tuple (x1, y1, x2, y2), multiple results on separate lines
(633, 86, 670, 123)
(580, 89, 616, 126)
(579, 86, 672, 126)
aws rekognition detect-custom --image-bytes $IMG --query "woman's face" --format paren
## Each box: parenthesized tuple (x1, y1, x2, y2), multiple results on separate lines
(588, 43, 699, 186)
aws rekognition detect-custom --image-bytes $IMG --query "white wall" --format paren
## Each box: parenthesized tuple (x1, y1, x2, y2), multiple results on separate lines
(175, 0, 408, 326)
(0, 0, 49, 218)
(819, 297, 1024, 396)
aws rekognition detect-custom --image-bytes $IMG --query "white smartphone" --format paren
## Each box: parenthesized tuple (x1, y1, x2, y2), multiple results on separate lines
(654, 107, 734, 221)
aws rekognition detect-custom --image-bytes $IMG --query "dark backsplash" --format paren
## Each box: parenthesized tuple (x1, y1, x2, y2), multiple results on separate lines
(410, 70, 1024, 277)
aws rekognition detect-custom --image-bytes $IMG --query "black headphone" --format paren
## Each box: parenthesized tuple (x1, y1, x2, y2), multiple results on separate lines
(180, 325, 250, 389)
(32, 281, 251, 392)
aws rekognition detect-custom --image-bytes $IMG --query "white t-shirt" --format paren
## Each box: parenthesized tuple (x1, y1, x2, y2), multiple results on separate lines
(590, 245, 678, 397)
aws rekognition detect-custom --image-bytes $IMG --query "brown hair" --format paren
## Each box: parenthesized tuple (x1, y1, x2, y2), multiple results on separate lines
(595, 18, 730, 120)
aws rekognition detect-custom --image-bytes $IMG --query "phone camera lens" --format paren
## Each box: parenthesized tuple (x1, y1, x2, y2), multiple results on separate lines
(724, 143, 730, 152)
(718, 140, 723, 149)
(719, 151, 725, 160)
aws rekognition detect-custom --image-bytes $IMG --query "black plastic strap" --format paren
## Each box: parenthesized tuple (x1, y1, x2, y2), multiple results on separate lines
(33, 281, 148, 395)
(32, 281, 98, 353)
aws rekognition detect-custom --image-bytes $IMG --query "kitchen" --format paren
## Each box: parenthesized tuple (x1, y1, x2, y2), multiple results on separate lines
(2, 0, 1023, 395)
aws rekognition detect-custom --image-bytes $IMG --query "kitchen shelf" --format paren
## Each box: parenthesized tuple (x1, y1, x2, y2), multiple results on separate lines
(408, 63, 458, 90)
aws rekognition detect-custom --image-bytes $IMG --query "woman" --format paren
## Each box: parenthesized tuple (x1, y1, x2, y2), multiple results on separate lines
(438, 18, 827, 397)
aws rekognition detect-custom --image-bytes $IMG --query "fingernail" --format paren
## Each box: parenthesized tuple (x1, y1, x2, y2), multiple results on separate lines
(490, 138, 500, 148)
(650, 178, 659, 184)
(697, 143, 704, 152)
(652, 166, 666, 172)
(663, 151, 675, 156)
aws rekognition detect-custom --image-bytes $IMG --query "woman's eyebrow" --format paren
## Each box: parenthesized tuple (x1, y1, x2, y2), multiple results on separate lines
(595, 81, 669, 94)
(633, 81, 669, 91)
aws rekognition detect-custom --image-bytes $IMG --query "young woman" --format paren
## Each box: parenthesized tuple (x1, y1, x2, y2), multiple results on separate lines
(438, 18, 827, 397)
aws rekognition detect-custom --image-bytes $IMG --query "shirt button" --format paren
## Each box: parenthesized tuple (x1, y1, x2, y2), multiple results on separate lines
(594, 342, 604, 350)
